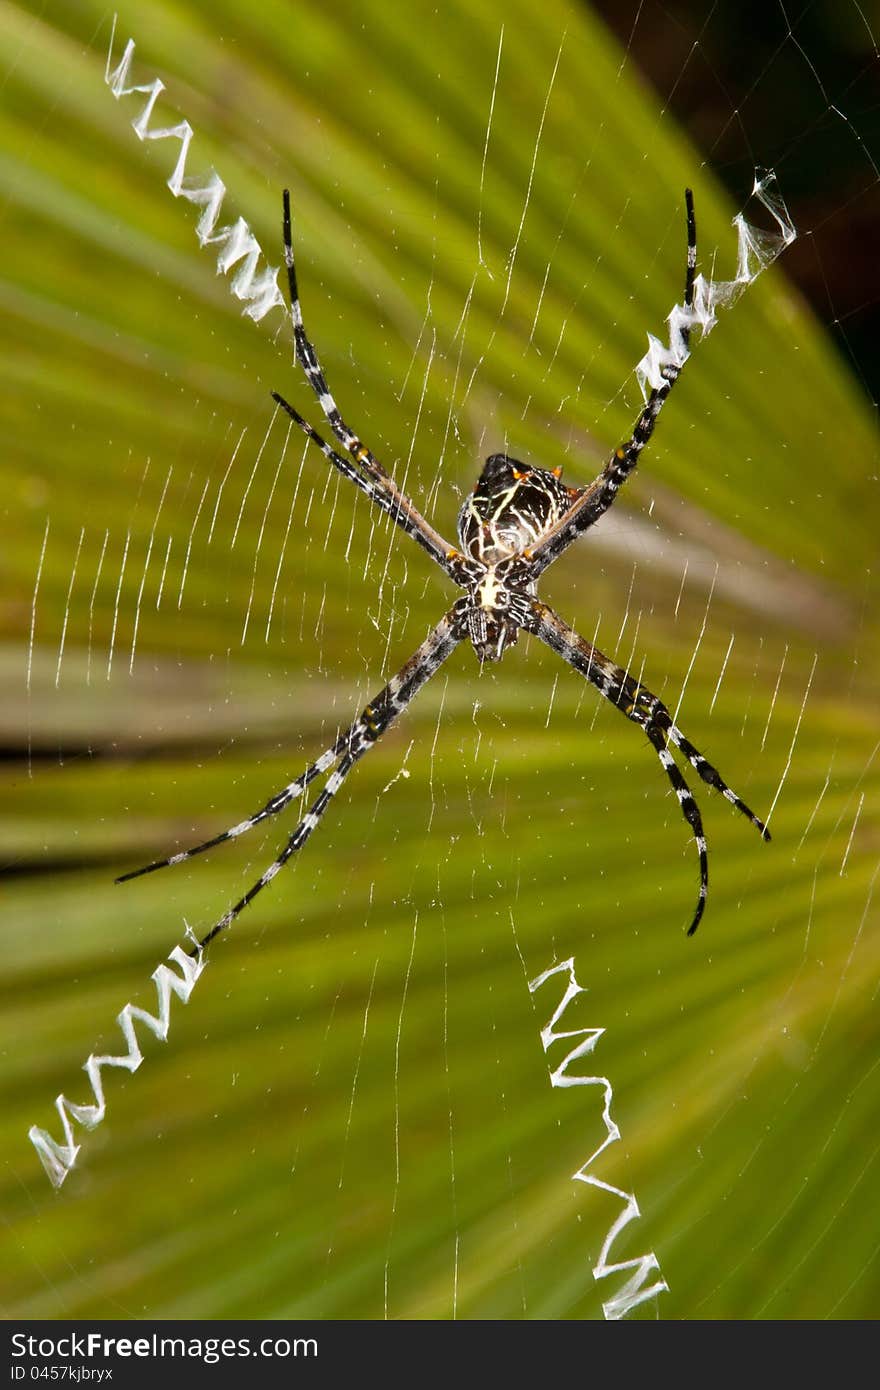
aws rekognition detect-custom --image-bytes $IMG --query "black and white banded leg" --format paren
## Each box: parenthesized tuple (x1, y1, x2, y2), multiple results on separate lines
(527, 190, 698, 580)
(276, 190, 459, 578)
(575, 188, 696, 522)
(118, 609, 464, 952)
(116, 737, 346, 885)
(271, 391, 460, 580)
(529, 599, 769, 934)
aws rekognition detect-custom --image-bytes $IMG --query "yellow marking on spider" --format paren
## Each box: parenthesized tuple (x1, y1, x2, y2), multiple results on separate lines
(552, 466, 563, 477)
(615, 447, 626, 459)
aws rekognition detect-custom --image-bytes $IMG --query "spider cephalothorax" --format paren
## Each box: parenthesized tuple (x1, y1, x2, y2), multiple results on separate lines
(451, 563, 532, 664)
(119, 186, 770, 950)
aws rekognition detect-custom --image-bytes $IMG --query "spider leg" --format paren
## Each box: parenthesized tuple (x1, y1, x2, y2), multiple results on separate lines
(644, 722, 709, 935)
(192, 606, 463, 951)
(527, 190, 697, 581)
(277, 191, 461, 581)
(119, 608, 464, 949)
(528, 599, 769, 934)
(272, 391, 460, 580)
(116, 741, 346, 885)
(281, 191, 392, 481)
(194, 746, 361, 952)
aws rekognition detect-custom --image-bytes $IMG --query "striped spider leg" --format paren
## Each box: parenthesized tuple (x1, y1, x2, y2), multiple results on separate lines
(525, 190, 698, 582)
(273, 188, 460, 583)
(118, 609, 464, 953)
(270, 390, 461, 581)
(527, 602, 770, 935)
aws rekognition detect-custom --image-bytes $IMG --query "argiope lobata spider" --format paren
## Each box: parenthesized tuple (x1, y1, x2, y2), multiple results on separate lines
(118, 187, 770, 949)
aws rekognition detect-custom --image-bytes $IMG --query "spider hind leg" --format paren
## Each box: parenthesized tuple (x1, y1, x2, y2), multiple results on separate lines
(529, 600, 771, 935)
(118, 610, 464, 950)
(115, 744, 343, 885)
(645, 724, 708, 935)
(652, 710, 771, 842)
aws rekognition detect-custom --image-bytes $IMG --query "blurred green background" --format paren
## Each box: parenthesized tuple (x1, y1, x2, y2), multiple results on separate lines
(2, 0, 878, 1319)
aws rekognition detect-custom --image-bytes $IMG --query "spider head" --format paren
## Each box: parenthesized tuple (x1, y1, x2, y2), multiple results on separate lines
(457, 453, 575, 564)
(464, 601, 521, 664)
(454, 558, 536, 664)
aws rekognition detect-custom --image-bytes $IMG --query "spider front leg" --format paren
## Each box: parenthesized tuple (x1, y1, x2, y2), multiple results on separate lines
(281, 188, 375, 467)
(276, 191, 460, 581)
(118, 608, 465, 952)
(528, 599, 769, 935)
(271, 391, 461, 581)
(528, 190, 697, 582)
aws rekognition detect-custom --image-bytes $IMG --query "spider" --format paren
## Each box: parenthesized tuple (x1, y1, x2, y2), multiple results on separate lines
(118, 187, 770, 950)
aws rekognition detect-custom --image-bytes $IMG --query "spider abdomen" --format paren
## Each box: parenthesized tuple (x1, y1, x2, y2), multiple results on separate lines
(457, 453, 574, 563)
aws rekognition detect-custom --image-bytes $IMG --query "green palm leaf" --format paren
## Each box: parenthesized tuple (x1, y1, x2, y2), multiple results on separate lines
(2, 0, 876, 1319)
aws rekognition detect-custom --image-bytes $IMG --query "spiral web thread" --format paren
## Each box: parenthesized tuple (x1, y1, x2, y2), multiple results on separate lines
(104, 22, 285, 324)
(635, 172, 796, 397)
(529, 958, 668, 1320)
(28, 946, 206, 1189)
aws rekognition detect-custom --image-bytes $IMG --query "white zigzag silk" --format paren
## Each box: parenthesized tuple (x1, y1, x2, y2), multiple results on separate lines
(105, 28, 285, 323)
(635, 172, 796, 398)
(530, 958, 668, 1321)
(29, 947, 205, 1188)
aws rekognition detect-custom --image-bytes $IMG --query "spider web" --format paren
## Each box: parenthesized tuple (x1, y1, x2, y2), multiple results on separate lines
(3, 0, 879, 1323)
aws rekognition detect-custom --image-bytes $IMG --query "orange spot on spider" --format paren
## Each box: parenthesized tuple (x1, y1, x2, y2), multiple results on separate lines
(615, 447, 625, 459)
(512, 468, 528, 480)
(552, 466, 563, 478)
